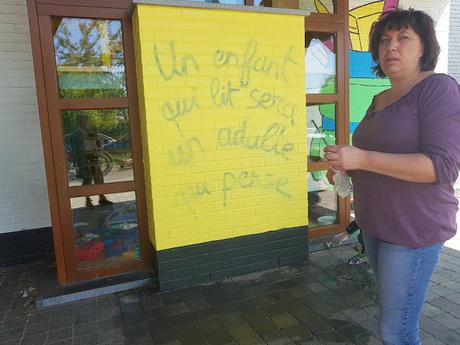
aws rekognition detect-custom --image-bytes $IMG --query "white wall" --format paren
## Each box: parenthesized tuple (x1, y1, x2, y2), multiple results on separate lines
(449, 0, 460, 80)
(0, 0, 51, 233)
(433, 0, 451, 73)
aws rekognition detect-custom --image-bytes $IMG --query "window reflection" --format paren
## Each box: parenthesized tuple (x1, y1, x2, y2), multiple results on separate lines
(188, 0, 244, 4)
(63, 109, 133, 187)
(53, 18, 127, 98)
(72, 192, 140, 269)
(300, 0, 335, 13)
(308, 171, 337, 228)
(307, 104, 336, 162)
(305, 33, 336, 94)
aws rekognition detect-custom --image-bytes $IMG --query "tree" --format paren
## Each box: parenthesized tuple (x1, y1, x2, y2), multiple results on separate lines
(53, 18, 130, 140)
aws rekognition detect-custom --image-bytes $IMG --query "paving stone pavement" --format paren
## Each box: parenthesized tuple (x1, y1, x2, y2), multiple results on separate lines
(1, 243, 460, 345)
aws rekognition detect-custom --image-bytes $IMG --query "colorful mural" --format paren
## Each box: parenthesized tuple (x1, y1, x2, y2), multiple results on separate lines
(307, 0, 398, 183)
(348, 0, 397, 130)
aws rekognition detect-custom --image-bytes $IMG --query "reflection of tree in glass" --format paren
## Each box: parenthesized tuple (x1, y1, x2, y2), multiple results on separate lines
(63, 110, 129, 143)
(53, 18, 126, 98)
(53, 18, 132, 174)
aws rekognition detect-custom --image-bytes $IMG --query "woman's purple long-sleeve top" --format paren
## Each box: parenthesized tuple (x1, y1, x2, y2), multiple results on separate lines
(351, 74, 460, 247)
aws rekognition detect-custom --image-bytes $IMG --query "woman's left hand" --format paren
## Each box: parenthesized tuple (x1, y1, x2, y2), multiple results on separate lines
(324, 145, 366, 171)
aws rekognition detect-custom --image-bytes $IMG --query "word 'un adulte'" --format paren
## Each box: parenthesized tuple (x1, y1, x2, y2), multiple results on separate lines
(153, 40, 297, 86)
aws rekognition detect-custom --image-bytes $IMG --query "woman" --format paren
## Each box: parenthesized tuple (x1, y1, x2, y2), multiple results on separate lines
(325, 9, 460, 345)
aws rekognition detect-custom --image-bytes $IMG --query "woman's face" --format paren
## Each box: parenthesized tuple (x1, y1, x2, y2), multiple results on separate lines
(378, 25, 424, 79)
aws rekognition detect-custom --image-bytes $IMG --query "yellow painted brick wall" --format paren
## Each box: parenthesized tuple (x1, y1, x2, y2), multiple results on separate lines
(133, 5, 307, 251)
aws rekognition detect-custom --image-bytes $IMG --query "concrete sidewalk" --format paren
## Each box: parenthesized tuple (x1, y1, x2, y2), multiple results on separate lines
(0, 238, 459, 345)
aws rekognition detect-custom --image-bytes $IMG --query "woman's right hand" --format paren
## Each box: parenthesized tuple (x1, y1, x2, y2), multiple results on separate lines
(326, 168, 336, 185)
(324, 145, 366, 171)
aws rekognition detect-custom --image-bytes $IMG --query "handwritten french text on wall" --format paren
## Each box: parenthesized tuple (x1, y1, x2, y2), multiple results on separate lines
(134, 5, 307, 250)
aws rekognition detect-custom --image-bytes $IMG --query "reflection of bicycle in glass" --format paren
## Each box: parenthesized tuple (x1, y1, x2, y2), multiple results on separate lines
(95, 149, 113, 176)
(96, 133, 115, 169)
(65, 133, 114, 181)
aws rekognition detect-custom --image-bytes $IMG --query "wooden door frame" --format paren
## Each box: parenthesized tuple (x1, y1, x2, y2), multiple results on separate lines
(305, 0, 350, 238)
(27, 0, 152, 284)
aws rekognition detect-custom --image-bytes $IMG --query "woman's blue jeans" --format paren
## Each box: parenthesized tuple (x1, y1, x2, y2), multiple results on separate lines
(362, 231, 443, 345)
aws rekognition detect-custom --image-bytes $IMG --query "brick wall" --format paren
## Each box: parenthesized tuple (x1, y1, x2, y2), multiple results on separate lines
(133, 5, 308, 251)
(0, 0, 51, 233)
(449, 0, 460, 80)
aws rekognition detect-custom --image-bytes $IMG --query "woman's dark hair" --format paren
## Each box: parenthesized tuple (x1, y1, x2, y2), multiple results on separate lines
(369, 8, 440, 77)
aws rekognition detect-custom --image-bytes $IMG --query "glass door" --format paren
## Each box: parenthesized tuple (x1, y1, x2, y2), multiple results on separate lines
(305, 0, 350, 237)
(30, 2, 151, 283)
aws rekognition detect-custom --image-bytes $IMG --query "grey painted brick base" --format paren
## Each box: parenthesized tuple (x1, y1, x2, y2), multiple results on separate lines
(0, 227, 54, 267)
(156, 226, 308, 291)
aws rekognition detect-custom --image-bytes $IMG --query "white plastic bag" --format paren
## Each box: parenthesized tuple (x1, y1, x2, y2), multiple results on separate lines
(332, 170, 352, 198)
